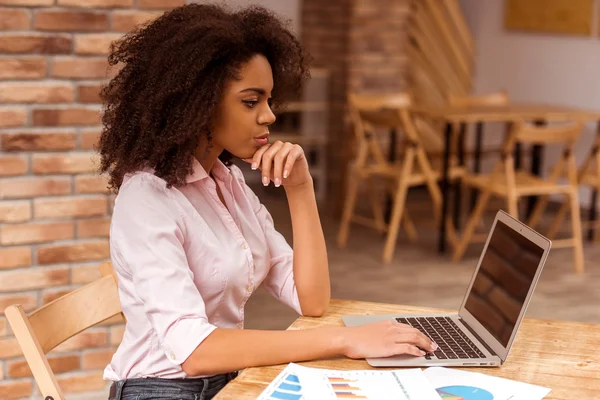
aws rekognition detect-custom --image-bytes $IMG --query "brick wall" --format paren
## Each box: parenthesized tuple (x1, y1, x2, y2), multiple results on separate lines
(301, 0, 411, 212)
(0, 1, 183, 399)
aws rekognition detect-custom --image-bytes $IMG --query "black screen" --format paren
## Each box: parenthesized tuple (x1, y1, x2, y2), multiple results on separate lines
(464, 220, 544, 347)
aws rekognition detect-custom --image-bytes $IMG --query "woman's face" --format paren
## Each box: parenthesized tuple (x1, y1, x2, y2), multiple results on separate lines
(208, 54, 276, 160)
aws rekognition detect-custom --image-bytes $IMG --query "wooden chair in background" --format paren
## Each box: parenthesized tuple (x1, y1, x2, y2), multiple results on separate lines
(453, 121, 585, 273)
(539, 131, 600, 243)
(337, 92, 463, 263)
(5, 261, 122, 400)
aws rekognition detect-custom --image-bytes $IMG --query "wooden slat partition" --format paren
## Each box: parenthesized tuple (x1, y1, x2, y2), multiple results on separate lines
(407, 0, 474, 105)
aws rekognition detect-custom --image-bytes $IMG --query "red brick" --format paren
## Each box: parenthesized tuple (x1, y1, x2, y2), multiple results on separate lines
(0, 336, 22, 358)
(0, 316, 6, 337)
(54, 330, 107, 352)
(0, 380, 32, 400)
(80, 129, 102, 149)
(75, 175, 109, 193)
(71, 264, 103, 284)
(0, 247, 32, 269)
(0, 176, 72, 199)
(0, 108, 27, 128)
(0, 293, 37, 315)
(57, 371, 106, 393)
(51, 57, 110, 79)
(8, 354, 80, 378)
(38, 240, 109, 264)
(82, 348, 114, 370)
(78, 84, 103, 103)
(109, 325, 124, 346)
(111, 10, 162, 32)
(74, 33, 121, 55)
(32, 153, 99, 174)
(34, 196, 107, 219)
(0, 8, 30, 30)
(1, 131, 77, 152)
(41, 288, 72, 304)
(0, 34, 72, 54)
(0, 221, 74, 245)
(0, 0, 52, 5)
(0, 266, 69, 292)
(32, 108, 101, 126)
(0, 200, 31, 223)
(58, 0, 133, 7)
(77, 217, 110, 238)
(0, 156, 28, 177)
(138, 0, 184, 9)
(0, 57, 46, 79)
(0, 83, 74, 104)
(34, 10, 109, 32)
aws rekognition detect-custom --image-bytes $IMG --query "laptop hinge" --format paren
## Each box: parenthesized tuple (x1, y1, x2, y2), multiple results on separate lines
(457, 317, 498, 358)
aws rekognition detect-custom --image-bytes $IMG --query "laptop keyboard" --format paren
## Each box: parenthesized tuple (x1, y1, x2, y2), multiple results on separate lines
(395, 317, 486, 360)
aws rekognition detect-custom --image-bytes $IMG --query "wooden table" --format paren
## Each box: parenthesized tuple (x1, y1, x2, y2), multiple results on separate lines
(410, 103, 600, 254)
(216, 299, 600, 399)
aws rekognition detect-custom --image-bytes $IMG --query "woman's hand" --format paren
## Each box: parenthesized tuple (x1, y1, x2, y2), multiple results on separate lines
(342, 320, 437, 359)
(243, 141, 312, 188)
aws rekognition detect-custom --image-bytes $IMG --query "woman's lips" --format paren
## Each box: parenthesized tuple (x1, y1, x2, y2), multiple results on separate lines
(254, 134, 269, 146)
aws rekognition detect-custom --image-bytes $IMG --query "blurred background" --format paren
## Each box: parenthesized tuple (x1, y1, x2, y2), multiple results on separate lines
(1, 0, 600, 398)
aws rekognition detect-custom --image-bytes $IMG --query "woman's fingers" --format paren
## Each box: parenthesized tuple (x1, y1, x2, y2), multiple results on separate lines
(283, 144, 302, 180)
(272, 142, 295, 186)
(396, 328, 437, 352)
(395, 343, 427, 357)
(249, 144, 271, 171)
(260, 141, 284, 186)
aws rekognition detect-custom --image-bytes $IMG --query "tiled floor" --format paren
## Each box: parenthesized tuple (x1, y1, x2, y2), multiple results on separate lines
(244, 186, 600, 331)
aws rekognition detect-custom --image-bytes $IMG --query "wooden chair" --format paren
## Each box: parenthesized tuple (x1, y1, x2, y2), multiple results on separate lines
(452, 121, 585, 273)
(540, 132, 600, 243)
(337, 92, 463, 263)
(5, 261, 122, 400)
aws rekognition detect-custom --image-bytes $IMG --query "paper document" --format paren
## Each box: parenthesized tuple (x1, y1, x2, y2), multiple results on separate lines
(257, 363, 440, 400)
(423, 367, 551, 400)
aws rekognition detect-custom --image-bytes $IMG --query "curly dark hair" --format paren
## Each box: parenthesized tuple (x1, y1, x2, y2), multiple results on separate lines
(97, 3, 310, 192)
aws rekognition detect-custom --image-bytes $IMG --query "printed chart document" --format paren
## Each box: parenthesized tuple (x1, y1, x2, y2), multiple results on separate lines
(423, 367, 551, 400)
(256, 363, 440, 400)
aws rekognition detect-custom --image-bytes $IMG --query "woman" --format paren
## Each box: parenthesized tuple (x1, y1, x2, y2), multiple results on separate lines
(98, 4, 436, 400)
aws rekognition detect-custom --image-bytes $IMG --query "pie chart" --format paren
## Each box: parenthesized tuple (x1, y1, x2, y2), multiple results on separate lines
(436, 385, 494, 400)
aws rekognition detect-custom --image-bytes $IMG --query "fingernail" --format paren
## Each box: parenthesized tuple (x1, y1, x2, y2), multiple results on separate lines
(431, 343, 438, 351)
(283, 170, 289, 179)
(262, 176, 269, 186)
(251, 163, 257, 170)
(420, 350, 426, 356)
(274, 178, 281, 187)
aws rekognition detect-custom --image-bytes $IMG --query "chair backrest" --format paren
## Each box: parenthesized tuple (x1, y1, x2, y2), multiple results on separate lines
(448, 90, 509, 108)
(496, 121, 583, 186)
(346, 92, 412, 168)
(5, 268, 122, 400)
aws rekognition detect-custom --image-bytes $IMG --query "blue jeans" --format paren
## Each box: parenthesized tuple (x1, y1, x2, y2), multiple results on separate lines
(108, 372, 238, 400)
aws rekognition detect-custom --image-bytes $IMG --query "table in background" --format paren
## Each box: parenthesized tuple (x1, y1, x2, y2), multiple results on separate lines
(215, 299, 600, 400)
(410, 103, 600, 254)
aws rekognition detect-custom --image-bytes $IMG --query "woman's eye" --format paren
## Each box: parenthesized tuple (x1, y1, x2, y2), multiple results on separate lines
(242, 100, 258, 108)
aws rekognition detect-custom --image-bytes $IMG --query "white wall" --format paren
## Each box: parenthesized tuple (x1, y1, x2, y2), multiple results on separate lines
(191, 0, 301, 37)
(460, 0, 600, 206)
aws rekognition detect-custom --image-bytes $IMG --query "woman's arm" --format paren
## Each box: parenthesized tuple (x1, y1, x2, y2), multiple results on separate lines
(182, 321, 437, 376)
(246, 140, 330, 316)
(285, 179, 330, 316)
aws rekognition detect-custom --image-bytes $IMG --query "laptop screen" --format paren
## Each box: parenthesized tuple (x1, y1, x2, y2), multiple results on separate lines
(464, 219, 544, 347)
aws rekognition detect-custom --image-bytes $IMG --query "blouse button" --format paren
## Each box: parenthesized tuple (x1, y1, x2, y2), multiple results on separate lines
(241, 243, 248, 250)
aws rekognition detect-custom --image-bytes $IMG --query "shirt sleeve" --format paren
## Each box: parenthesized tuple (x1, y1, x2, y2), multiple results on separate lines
(110, 174, 217, 366)
(234, 167, 303, 316)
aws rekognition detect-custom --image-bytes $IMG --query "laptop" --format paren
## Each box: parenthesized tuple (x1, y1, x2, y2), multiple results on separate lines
(342, 210, 551, 367)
